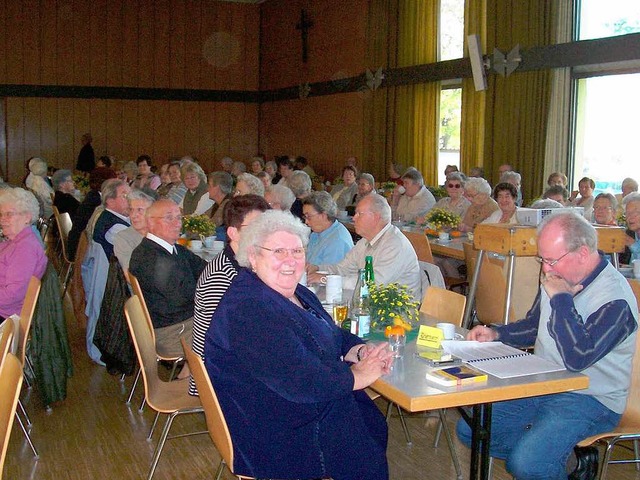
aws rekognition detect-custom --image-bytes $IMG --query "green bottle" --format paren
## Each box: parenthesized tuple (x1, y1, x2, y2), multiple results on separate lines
(365, 255, 374, 283)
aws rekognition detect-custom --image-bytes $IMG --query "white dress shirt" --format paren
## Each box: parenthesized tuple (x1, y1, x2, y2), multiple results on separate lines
(396, 185, 436, 222)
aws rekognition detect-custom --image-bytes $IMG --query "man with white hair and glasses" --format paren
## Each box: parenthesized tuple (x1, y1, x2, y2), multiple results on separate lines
(457, 212, 637, 480)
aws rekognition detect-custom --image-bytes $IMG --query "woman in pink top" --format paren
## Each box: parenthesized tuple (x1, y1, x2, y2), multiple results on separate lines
(0, 188, 48, 321)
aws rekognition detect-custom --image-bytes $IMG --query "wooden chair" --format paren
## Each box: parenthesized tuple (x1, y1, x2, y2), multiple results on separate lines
(124, 295, 204, 480)
(0, 354, 24, 478)
(52, 206, 74, 298)
(0, 321, 15, 366)
(15, 276, 42, 458)
(126, 273, 184, 410)
(403, 230, 468, 292)
(420, 285, 467, 326)
(181, 339, 255, 480)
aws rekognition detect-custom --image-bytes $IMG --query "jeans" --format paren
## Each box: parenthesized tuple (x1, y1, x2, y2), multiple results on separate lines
(456, 392, 620, 480)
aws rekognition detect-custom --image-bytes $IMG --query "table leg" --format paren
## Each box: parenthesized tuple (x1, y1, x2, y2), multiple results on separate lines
(459, 403, 493, 480)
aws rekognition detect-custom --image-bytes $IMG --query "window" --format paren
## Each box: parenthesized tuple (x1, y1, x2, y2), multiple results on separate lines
(437, 0, 464, 185)
(571, 0, 640, 195)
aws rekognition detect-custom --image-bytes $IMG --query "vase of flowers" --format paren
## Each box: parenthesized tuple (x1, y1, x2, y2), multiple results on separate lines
(425, 208, 461, 233)
(367, 282, 419, 331)
(182, 214, 216, 240)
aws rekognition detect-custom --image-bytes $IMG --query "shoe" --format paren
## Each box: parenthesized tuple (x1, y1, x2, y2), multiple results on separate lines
(568, 446, 598, 480)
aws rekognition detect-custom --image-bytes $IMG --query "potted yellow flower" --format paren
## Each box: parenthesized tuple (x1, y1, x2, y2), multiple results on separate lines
(182, 214, 216, 240)
(425, 208, 461, 233)
(368, 282, 419, 331)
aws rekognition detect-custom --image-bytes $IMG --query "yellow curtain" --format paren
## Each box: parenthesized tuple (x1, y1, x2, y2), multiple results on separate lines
(393, 1, 439, 185)
(483, 0, 555, 203)
(460, 0, 487, 176)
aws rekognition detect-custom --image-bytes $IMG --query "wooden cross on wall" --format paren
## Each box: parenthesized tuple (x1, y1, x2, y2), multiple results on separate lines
(295, 9, 313, 63)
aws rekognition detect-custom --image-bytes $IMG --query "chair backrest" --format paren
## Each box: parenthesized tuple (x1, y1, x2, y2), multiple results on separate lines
(127, 272, 156, 343)
(0, 354, 24, 478)
(0, 321, 15, 365)
(462, 242, 514, 324)
(17, 277, 42, 365)
(52, 206, 73, 240)
(181, 338, 235, 471)
(619, 324, 640, 428)
(402, 231, 434, 263)
(123, 296, 163, 406)
(628, 279, 640, 311)
(420, 286, 466, 326)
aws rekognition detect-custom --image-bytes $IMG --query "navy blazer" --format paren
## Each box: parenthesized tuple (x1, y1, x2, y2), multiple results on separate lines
(205, 269, 388, 480)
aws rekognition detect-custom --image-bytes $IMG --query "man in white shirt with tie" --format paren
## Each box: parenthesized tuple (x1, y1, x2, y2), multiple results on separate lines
(308, 194, 421, 302)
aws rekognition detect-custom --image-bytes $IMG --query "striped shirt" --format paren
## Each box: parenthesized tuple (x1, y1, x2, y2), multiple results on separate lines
(189, 244, 239, 395)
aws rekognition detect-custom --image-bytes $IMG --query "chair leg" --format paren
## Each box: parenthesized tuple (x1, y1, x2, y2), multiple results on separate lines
(488, 456, 494, 480)
(214, 459, 226, 480)
(147, 412, 178, 480)
(17, 399, 32, 427)
(15, 411, 39, 458)
(635, 439, 640, 471)
(384, 401, 412, 445)
(437, 409, 462, 480)
(61, 264, 73, 299)
(126, 368, 141, 404)
(147, 411, 161, 441)
(25, 355, 37, 385)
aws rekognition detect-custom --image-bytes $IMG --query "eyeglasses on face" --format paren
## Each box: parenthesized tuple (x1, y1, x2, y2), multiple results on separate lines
(0, 211, 21, 219)
(303, 211, 321, 220)
(257, 246, 305, 260)
(353, 210, 374, 218)
(447, 183, 461, 189)
(534, 249, 574, 267)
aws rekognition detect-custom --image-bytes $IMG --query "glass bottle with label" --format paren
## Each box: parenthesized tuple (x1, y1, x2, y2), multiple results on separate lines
(350, 268, 370, 338)
(364, 255, 374, 283)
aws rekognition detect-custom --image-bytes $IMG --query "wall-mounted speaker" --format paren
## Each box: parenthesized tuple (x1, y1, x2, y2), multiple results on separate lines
(467, 34, 487, 91)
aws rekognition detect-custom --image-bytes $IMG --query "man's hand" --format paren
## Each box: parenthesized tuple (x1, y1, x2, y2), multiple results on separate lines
(540, 272, 583, 298)
(467, 324, 498, 342)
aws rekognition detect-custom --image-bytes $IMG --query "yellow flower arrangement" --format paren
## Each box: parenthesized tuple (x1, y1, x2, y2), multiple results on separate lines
(425, 208, 461, 232)
(368, 282, 419, 330)
(182, 214, 216, 238)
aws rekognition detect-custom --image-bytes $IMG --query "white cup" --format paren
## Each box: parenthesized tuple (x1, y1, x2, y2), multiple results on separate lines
(436, 322, 456, 340)
(299, 271, 308, 286)
(203, 236, 215, 249)
(438, 231, 450, 242)
(633, 259, 640, 279)
(212, 241, 225, 251)
(190, 240, 203, 250)
(323, 274, 342, 303)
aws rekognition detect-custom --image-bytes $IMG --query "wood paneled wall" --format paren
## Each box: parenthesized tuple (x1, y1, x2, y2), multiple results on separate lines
(0, 0, 259, 182)
(259, 0, 369, 181)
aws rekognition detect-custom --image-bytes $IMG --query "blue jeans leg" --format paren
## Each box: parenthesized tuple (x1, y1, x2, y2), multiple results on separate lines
(456, 392, 620, 480)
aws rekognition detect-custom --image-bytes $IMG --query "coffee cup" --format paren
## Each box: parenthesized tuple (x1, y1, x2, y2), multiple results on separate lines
(323, 274, 342, 303)
(633, 259, 640, 279)
(436, 322, 456, 340)
(190, 240, 203, 250)
(438, 232, 450, 242)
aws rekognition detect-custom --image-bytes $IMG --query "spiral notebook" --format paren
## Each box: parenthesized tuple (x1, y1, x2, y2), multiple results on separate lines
(440, 341, 565, 379)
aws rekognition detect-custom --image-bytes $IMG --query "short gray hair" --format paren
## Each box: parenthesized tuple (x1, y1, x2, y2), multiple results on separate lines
(593, 192, 617, 210)
(236, 210, 310, 268)
(538, 211, 597, 253)
(364, 193, 391, 223)
(237, 173, 264, 196)
(623, 192, 640, 209)
(52, 169, 73, 190)
(464, 177, 492, 196)
(445, 172, 466, 184)
(232, 161, 246, 174)
(208, 171, 234, 195)
(401, 167, 424, 186)
(181, 162, 207, 185)
(288, 171, 312, 197)
(303, 191, 337, 220)
(220, 156, 234, 167)
(28, 158, 48, 177)
(530, 199, 563, 209)
(622, 177, 639, 192)
(357, 173, 375, 187)
(127, 189, 154, 205)
(266, 185, 295, 210)
(0, 187, 40, 223)
(101, 178, 127, 207)
(500, 171, 521, 184)
(265, 160, 277, 171)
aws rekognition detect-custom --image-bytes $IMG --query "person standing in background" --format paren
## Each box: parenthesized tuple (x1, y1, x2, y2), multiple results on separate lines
(76, 133, 95, 173)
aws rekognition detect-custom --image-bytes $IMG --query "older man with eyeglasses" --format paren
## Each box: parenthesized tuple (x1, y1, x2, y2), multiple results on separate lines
(458, 212, 638, 480)
(307, 193, 421, 301)
(130, 198, 207, 378)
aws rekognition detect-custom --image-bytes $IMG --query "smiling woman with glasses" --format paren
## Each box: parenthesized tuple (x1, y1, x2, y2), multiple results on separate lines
(302, 191, 353, 265)
(204, 209, 393, 479)
(433, 171, 471, 218)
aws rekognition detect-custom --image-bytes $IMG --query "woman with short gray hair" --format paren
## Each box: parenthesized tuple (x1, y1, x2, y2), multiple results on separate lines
(264, 185, 295, 211)
(235, 172, 265, 197)
(460, 177, 499, 232)
(114, 189, 154, 275)
(25, 157, 54, 218)
(0, 188, 48, 321)
(288, 170, 312, 221)
(434, 172, 470, 218)
(302, 191, 353, 265)
(180, 162, 214, 215)
(205, 208, 393, 479)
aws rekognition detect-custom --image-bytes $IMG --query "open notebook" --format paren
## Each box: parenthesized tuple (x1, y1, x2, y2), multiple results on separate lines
(441, 341, 566, 379)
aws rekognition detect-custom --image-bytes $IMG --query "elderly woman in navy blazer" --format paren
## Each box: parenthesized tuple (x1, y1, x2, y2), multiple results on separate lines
(205, 209, 393, 480)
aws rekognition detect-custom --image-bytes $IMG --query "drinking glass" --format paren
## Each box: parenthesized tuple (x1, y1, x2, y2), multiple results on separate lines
(388, 333, 406, 358)
(332, 303, 348, 326)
